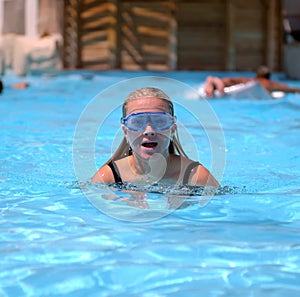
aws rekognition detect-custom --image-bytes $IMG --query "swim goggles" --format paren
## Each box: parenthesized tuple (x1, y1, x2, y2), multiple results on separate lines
(121, 112, 176, 132)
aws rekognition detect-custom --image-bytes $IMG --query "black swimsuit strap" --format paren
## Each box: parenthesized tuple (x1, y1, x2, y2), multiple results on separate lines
(108, 160, 199, 185)
(182, 161, 200, 185)
(107, 161, 123, 184)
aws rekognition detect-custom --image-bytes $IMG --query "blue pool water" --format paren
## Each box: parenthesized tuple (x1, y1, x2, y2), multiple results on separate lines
(1, 70, 300, 296)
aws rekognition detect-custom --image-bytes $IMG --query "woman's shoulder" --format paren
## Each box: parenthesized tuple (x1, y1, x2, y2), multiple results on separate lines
(92, 157, 131, 183)
(175, 156, 220, 186)
(92, 162, 115, 183)
(189, 163, 220, 187)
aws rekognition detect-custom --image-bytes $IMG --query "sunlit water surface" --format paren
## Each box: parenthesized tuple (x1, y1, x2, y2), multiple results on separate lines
(1, 71, 300, 297)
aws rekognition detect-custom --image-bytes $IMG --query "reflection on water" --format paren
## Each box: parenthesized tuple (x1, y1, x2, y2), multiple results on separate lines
(72, 180, 244, 196)
(72, 180, 247, 215)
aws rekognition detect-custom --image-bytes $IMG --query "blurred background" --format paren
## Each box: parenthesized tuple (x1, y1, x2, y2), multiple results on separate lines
(0, 0, 299, 77)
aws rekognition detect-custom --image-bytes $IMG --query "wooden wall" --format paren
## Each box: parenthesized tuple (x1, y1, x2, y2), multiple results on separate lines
(177, 0, 282, 70)
(63, 0, 283, 71)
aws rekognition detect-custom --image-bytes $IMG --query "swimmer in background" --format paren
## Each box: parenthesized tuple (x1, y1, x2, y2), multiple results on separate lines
(204, 65, 300, 98)
(92, 87, 219, 187)
(0, 79, 29, 94)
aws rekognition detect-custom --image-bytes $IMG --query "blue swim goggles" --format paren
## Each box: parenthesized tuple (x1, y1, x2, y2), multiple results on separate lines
(121, 112, 176, 132)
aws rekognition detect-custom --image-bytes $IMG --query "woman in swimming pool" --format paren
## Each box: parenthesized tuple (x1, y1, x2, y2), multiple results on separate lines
(92, 87, 219, 187)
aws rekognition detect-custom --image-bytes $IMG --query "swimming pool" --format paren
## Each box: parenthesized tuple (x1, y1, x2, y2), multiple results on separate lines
(1, 70, 300, 296)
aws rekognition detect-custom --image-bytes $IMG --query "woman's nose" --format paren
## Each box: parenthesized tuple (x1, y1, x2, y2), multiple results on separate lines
(143, 123, 156, 136)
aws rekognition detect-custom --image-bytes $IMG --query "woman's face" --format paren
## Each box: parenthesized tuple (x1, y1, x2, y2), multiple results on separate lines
(122, 97, 176, 160)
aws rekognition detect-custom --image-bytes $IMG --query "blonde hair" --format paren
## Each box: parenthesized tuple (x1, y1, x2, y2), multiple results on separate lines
(105, 87, 189, 164)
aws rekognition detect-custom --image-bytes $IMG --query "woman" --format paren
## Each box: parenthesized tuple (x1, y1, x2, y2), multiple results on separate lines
(92, 87, 219, 187)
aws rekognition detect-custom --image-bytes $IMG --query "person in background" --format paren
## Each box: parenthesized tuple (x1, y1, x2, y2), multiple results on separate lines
(204, 65, 300, 98)
(92, 87, 219, 187)
(0, 79, 29, 94)
(12, 82, 30, 89)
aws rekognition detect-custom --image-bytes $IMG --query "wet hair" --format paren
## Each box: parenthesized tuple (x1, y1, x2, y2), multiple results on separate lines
(122, 87, 174, 116)
(255, 65, 271, 79)
(0, 80, 3, 94)
(105, 87, 189, 164)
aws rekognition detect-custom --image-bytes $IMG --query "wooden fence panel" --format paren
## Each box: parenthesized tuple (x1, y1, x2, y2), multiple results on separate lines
(120, 1, 176, 70)
(63, 0, 80, 69)
(63, 0, 282, 71)
(80, 1, 117, 69)
(177, 0, 226, 70)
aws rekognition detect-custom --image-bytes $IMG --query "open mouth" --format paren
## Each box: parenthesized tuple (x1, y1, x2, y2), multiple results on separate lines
(141, 142, 158, 148)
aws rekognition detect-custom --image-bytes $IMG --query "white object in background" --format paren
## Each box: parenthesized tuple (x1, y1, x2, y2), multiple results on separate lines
(197, 80, 274, 100)
(12, 34, 62, 76)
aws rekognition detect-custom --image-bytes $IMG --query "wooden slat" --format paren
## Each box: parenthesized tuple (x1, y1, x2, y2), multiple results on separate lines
(120, 0, 173, 70)
(62, 0, 282, 71)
